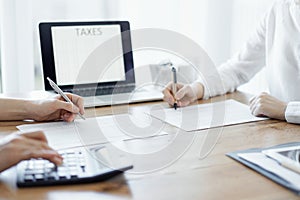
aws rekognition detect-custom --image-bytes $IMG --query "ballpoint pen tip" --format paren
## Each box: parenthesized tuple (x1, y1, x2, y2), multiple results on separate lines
(174, 103, 177, 110)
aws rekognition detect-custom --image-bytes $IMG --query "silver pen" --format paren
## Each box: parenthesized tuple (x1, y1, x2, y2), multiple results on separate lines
(47, 77, 85, 120)
(171, 67, 178, 110)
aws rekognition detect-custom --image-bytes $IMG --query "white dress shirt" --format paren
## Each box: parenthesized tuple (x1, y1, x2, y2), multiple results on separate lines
(199, 0, 300, 124)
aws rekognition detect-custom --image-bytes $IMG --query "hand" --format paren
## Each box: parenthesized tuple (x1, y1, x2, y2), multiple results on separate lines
(0, 131, 63, 172)
(29, 93, 85, 122)
(249, 92, 287, 120)
(163, 82, 204, 107)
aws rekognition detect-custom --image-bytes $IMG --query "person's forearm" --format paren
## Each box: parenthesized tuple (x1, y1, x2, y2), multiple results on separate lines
(0, 98, 34, 121)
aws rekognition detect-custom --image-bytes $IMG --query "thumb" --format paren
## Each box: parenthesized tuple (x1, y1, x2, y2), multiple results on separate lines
(55, 101, 79, 113)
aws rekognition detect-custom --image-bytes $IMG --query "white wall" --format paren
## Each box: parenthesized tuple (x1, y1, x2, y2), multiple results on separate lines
(0, 0, 276, 94)
(0, 0, 34, 93)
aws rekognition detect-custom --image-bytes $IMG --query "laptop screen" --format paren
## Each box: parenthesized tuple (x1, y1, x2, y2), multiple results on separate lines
(39, 21, 135, 92)
(51, 25, 126, 86)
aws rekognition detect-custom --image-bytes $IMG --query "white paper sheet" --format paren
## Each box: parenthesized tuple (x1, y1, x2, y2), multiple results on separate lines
(17, 114, 167, 150)
(149, 99, 268, 132)
(238, 152, 300, 189)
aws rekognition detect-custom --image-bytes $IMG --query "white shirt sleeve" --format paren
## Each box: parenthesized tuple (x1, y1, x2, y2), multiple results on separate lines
(198, 12, 268, 99)
(285, 102, 300, 124)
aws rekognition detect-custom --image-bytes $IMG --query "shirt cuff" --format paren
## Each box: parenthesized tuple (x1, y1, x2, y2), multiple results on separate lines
(194, 78, 210, 100)
(285, 102, 300, 124)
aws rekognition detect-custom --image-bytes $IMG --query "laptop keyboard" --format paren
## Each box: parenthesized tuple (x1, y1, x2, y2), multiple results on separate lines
(65, 85, 135, 97)
(17, 147, 133, 187)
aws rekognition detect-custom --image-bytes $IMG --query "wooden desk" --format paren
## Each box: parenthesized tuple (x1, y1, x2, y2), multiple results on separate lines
(1, 91, 300, 200)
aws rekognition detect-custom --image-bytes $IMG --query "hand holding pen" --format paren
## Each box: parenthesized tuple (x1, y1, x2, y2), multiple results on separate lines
(162, 81, 205, 108)
(47, 77, 86, 120)
(171, 67, 178, 110)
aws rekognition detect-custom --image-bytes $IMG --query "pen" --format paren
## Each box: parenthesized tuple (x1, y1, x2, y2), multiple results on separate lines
(171, 67, 178, 110)
(280, 160, 300, 174)
(47, 77, 86, 120)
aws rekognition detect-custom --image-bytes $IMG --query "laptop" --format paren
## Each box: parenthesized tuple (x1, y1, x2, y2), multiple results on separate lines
(39, 21, 163, 108)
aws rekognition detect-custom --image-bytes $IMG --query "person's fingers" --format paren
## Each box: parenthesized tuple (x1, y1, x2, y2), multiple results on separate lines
(65, 93, 85, 115)
(5, 135, 63, 167)
(22, 137, 63, 159)
(8, 135, 51, 154)
(20, 131, 48, 143)
(164, 82, 184, 95)
(250, 93, 270, 112)
(163, 82, 189, 107)
(250, 92, 269, 105)
(165, 82, 173, 91)
(250, 100, 259, 116)
(249, 98, 257, 111)
(55, 100, 80, 114)
(249, 95, 262, 112)
(178, 99, 191, 107)
(25, 138, 54, 151)
(252, 106, 266, 117)
(175, 85, 190, 101)
(163, 90, 175, 105)
(162, 84, 176, 106)
(250, 102, 259, 116)
(63, 112, 71, 119)
(175, 83, 184, 91)
(249, 96, 257, 105)
(249, 95, 260, 105)
(62, 113, 76, 122)
(59, 110, 76, 122)
(24, 150, 63, 165)
(250, 100, 265, 117)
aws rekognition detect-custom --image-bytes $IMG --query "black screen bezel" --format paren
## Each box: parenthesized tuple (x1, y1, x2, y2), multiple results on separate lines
(39, 21, 135, 92)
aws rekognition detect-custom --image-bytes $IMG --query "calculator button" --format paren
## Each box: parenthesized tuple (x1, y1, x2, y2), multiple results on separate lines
(45, 168, 54, 174)
(57, 168, 68, 173)
(25, 170, 35, 175)
(70, 175, 78, 179)
(24, 175, 34, 181)
(24, 179, 34, 183)
(67, 162, 77, 167)
(59, 176, 67, 180)
(46, 163, 55, 168)
(31, 170, 44, 174)
(47, 172, 57, 180)
(70, 171, 78, 176)
(47, 176, 56, 181)
(58, 172, 68, 177)
(35, 174, 44, 180)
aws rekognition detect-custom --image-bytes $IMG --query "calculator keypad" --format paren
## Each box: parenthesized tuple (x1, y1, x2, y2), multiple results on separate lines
(22, 150, 86, 183)
(17, 147, 133, 187)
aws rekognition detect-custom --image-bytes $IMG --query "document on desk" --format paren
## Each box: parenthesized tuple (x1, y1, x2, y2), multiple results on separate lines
(149, 99, 268, 132)
(17, 114, 166, 150)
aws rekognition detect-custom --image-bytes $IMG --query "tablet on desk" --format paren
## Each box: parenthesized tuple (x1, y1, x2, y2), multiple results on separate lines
(263, 145, 300, 174)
